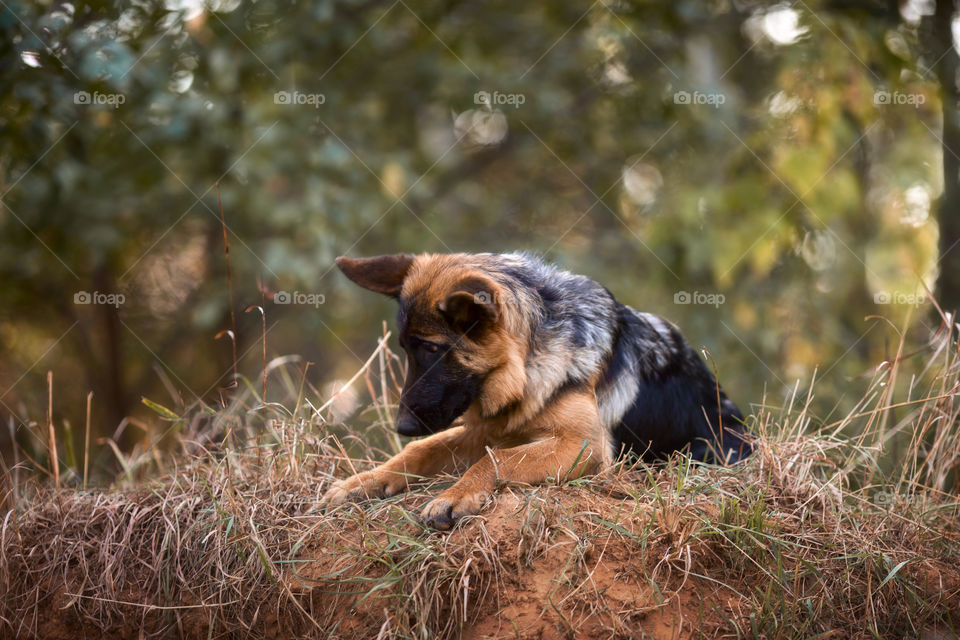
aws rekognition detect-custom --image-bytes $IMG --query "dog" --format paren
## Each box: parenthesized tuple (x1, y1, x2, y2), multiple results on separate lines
(321, 252, 750, 529)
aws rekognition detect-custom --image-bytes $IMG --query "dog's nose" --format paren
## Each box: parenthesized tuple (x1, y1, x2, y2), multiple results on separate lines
(396, 414, 423, 437)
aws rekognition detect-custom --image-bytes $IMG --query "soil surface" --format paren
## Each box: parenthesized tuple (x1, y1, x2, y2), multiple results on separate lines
(6, 476, 959, 639)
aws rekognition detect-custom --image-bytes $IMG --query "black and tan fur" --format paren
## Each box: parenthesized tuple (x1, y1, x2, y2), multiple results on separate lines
(321, 252, 750, 529)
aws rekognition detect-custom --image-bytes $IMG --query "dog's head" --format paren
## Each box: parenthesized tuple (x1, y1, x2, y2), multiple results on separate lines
(336, 253, 526, 437)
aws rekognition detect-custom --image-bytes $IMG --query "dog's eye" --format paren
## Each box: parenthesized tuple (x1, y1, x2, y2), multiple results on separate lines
(408, 337, 442, 355)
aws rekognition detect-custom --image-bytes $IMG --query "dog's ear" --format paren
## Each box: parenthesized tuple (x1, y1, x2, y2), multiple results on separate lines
(438, 277, 500, 338)
(336, 254, 415, 297)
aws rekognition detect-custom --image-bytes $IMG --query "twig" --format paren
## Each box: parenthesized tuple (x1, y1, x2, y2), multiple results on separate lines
(314, 332, 391, 415)
(245, 305, 268, 417)
(64, 594, 240, 610)
(83, 392, 93, 489)
(216, 183, 238, 384)
(46, 371, 59, 489)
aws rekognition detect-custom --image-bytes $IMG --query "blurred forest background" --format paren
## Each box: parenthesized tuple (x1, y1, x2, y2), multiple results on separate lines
(2, 0, 959, 480)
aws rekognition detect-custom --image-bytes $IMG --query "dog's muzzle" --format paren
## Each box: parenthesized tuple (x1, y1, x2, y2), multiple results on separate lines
(396, 407, 430, 437)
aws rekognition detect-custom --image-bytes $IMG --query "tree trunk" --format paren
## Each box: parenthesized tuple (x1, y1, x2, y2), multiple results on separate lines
(933, 0, 960, 314)
(93, 267, 131, 447)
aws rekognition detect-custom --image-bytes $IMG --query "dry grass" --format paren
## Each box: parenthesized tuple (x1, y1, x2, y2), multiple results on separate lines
(2, 323, 960, 639)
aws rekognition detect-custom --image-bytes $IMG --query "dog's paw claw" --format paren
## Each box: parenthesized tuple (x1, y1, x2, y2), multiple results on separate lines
(318, 484, 350, 511)
(320, 472, 403, 510)
(422, 503, 455, 530)
(420, 491, 491, 531)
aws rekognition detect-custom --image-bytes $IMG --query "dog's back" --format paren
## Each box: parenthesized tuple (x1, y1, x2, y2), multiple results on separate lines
(481, 252, 750, 462)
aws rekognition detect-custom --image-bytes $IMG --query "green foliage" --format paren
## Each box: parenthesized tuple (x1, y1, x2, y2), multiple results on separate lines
(0, 0, 950, 471)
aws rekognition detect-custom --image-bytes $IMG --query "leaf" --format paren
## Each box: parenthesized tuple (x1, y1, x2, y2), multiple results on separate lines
(878, 559, 911, 590)
(249, 517, 275, 583)
(140, 397, 180, 420)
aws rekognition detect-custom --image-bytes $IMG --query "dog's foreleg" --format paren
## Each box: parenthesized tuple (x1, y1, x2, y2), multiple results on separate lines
(320, 426, 487, 507)
(420, 392, 605, 529)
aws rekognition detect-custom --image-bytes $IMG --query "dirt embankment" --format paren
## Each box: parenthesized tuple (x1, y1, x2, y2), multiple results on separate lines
(4, 457, 959, 639)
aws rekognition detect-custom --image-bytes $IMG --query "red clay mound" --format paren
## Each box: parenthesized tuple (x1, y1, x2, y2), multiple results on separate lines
(4, 442, 959, 639)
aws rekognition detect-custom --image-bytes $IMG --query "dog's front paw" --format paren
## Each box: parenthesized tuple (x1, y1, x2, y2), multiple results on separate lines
(421, 487, 492, 530)
(321, 470, 406, 508)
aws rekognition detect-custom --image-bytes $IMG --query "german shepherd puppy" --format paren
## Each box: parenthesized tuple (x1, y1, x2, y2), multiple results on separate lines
(321, 252, 750, 529)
